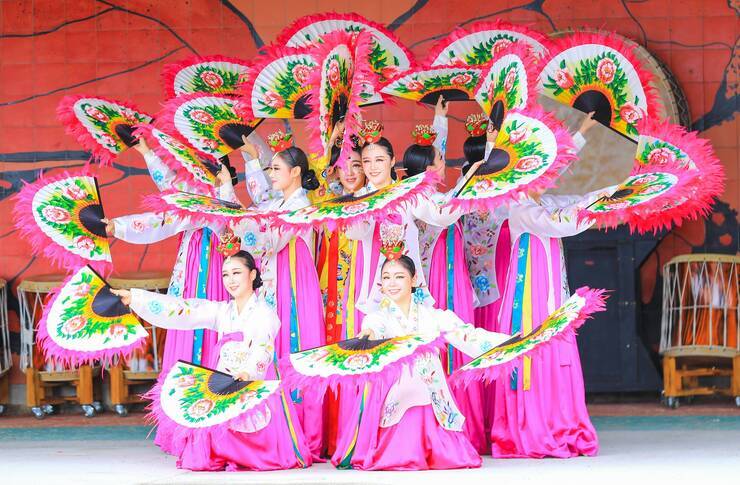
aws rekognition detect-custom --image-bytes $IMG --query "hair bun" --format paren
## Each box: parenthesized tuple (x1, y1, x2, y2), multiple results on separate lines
(302, 169, 320, 191)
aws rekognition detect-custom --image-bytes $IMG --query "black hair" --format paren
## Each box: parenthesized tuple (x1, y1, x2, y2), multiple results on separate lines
(381, 254, 417, 278)
(276, 146, 320, 191)
(361, 137, 398, 181)
(402, 144, 436, 178)
(218, 155, 238, 187)
(462, 135, 486, 176)
(329, 142, 362, 167)
(225, 250, 263, 289)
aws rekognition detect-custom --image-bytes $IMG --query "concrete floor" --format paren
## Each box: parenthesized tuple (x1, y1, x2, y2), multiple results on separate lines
(2, 416, 739, 485)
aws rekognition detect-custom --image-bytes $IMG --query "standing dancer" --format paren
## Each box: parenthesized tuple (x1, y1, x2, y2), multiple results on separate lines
(112, 250, 312, 471)
(332, 254, 512, 470)
(490, 114, 611, 458)
(232, 133, 326, 459)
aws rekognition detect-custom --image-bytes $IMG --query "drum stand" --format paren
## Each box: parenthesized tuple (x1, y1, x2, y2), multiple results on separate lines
(0, 279, 10, 415)
(18, 278, 102, 418)
(662, 354, 740, 409)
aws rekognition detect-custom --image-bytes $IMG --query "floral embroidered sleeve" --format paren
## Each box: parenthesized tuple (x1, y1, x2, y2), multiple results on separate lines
(129, 288, 222, 331)
(143, 151, 178, 192)
(112, 211, 203, 244)
(436, 309, 511, 357)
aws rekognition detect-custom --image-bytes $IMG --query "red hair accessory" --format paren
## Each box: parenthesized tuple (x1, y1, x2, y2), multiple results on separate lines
(465, 113, 489, 137)
(267, 130, 293, 153)
(217, 228, 241, 258)
(359, 120, 383, 145)
(412, 124, 437, 146)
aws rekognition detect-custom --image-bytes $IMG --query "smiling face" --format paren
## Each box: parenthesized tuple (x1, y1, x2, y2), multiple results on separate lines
(336, 152, 365, 193)
(269, 153, 300, 192)
(221, 258, 257, 300)
(380, 260, 416, 305)
(362, 144, 394, 188)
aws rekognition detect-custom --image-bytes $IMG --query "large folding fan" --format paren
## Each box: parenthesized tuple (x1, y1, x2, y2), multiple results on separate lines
(276, 171, 439, 231)
(306, 30, 376, 161)
(57, 95, 153, 166)
(538, 31, 660, 140)
(14, 173, 112, 271)
(237, 46, 317, 119)
(474, 43, 540, 129)
(158, 93, 263, 157)
(275, 11, 414, 85)
(281, 333, 446, 394)
(446, 106, 576, 212)
(426, 20, 551, 66)
(137, 125, 220, 194)
(146, 361, 281, 429)
(161, 55, 251, 98)
(381, 66, 483, 106)
(144, 190, 267, 227)
(451, 287, 607, 387)
(36, 265, 149, 367)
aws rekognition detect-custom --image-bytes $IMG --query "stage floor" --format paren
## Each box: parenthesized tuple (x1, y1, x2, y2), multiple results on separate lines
(2, 413, 739, 485)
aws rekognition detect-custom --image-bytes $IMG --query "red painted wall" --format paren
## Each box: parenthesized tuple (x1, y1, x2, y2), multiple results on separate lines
(1, 1, 738, 386)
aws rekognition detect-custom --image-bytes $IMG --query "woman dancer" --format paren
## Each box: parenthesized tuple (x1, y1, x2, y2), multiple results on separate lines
(112, 250, 312, 471)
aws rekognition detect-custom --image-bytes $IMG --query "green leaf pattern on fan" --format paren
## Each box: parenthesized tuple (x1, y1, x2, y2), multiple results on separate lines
(279, 172, 426, 223)
(586, 172, 677, 213)
(478, 58, 526, 114)
(391, 69, 480, 96)
(636, 135, 696, 170)
(161, 192, 250, 218)
(256, 57, 315, 116)
(463, 293, 586, 370)
(54, 268, 142, 343)
(163, 362, 278, 427)
(458, 33, 518, 65)
(457, 113, 557, 200)
(290, 333, 438, 376)
(31, 176, 111, 261)
(152, 129, 216, 186)
(74, 100, 151, 154)
(177, 64, 243, 95)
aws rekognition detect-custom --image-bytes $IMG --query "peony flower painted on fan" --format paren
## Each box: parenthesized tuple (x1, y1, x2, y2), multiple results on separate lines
(42, 206, 71, 224)
(98, 133, 118, 147)
(74, 236, 96, 252)
(515, 155, 543, 172)
(491, 38, 514, 55)
(73, 283, 91, 298)
(473, 178, 495, 193)
(406, 79, 424, 92)
(641, 183, 668, 195)
(647, 147, 677, 166)
(164, 135, 188, 151)
(619, 102, 643, 124)
(508, 125, 531, 145)
(503, 68, 517, 93)
(188, 398, 215, 418)
(451, 73, 473, 87)
(328, 59, 341, 88)
(121, 109, 138, 124)
(634, 174, 659, 184)
(239, 389, 258, 403)
(342, 201, 370, 215)
(292, 64, 312, 85)
(381, 66, 400, 80)
(201, 138, 220, 151)
(200, 70, 224, 89)
(596, 58, 617, 84)
(554, 68, 575, 89)
(344, 352, 372, 370)
(177, 374, 196, 388)
(263, 91, 285, 109)
(108, 324, 127, 337)
(63, 315, 88, 335)
(84, 105, 109, 122)
(63, 184, 87, 200)
(190, 109, 215, 125)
